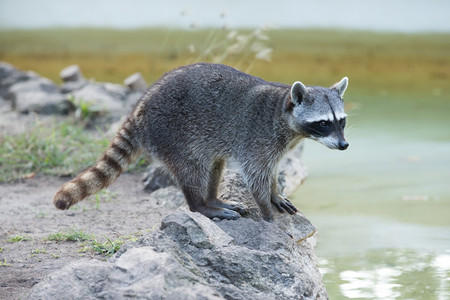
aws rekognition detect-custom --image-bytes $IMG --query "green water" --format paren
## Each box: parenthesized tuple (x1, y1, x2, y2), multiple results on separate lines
(292, 88, 450, 299)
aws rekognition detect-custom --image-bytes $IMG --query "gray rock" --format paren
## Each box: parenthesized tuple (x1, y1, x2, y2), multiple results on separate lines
(7, 76, 59, 95)
(218, 170, 316, 244)
(0, 95, 6, 108)
(279, 143, 308, 196)
(143, 165, 177, 193)
(71, 83, 123, 110)
(0, 62, 37, 97)
(103, 82, 128, 101)
(70, 82, 132, 120)
(0, 62, 141, 119)
(149, 185, 185, 209)
(28, 210, 326, 299)
(6, 76, 74, 115)
(26, 259, 113, 300)
(124, 72, 147, 92)
(126, 90, 145, 110)
(12, 91, 73, 115)
(60, 79, 89, 94)
(60, 64, 84, 82)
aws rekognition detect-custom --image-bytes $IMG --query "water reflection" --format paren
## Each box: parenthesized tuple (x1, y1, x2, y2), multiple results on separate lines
(433, 255, 450, 300)
(319, 250, 450, 299)
(340, 268, 402, 299)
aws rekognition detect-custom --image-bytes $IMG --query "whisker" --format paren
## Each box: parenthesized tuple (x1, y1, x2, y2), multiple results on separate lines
(307, 128, 326, 137)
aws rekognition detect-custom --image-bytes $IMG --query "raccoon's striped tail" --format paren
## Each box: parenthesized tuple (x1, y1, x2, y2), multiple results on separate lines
(53, 116, 142, 210)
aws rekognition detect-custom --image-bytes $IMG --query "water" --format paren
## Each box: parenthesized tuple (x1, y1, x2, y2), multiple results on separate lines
(292, 89, 450, 299)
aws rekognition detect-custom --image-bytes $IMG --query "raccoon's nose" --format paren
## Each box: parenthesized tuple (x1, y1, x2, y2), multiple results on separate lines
(338, 140, 349, 150)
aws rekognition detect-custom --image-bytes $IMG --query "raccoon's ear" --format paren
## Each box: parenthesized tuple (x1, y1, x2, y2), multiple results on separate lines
(289, 81, 308, 106)
(332, 77, 348, 98)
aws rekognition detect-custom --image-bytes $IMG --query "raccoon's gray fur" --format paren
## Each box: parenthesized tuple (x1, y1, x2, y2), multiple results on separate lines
(54, 63, 349, 222)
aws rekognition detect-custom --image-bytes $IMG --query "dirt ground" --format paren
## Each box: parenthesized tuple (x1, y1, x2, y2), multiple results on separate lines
(0, 172, 173, 299)
(0, 99, 180, 299)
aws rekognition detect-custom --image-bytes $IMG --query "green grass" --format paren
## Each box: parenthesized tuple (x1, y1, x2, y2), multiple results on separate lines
(88, 235, 124, 257)
(0, 259, 11, 267)
(91, 190, 117, 210)
(0, 120, 109, 182)
(7, 234, 32, 243)
(0, 117, 149, 182)
(45, 228, 92, 242)
(31, 247, 47, 254)
(45, 228, 144, 257)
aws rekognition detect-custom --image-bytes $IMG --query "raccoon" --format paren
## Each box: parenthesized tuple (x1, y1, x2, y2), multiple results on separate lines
(54, 63, 349, 222)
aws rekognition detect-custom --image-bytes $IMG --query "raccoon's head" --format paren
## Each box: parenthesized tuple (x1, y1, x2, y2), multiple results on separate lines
(287, 77, 349, 150)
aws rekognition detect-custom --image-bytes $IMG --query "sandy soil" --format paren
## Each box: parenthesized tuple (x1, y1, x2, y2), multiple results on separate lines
(0, 172, 171, 299)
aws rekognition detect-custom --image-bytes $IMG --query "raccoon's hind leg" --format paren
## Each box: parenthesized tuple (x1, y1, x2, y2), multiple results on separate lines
(206, 159, 248, 215)
(172, 160, 241, 220)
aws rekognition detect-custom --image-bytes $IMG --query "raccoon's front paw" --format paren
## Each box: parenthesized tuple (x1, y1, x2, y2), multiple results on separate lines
(271, 194, 298, 215)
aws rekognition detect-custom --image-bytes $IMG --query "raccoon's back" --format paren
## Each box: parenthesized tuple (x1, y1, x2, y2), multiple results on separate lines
(138, 65, 257, 146)
(136, 63, 288, 156)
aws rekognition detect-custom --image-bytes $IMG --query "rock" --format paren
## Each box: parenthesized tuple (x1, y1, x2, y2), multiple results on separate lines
(0, 62, 76, 115)
(60, 79, 88, 94)
(26, 259, 113, 300)
(0, 95, 7, 108)
(218, 169, 316, 244)
(0, 62, 36, 97)
(60, 64, 84, 82)
(7, 76, 59, 95)
(104, 82, 128, 101)
(149, 185, 185, 209)
(6, 77, 74, 115)
(70, 83, 127, 119)
(28, 246, 224, 300)
(124, 72, 147, 92)
(28, 210, 326, 300)
(279, 143, 308, 196)
(0, 62, 141, 119)
(126, 90, 145, 108)
(12, 92, 73, 115)
(143, 165, 177, 192)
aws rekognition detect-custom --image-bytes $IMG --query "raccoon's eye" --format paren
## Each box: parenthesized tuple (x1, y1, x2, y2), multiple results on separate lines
(319, 121, 329, 127)
(339, 118, 346, 127)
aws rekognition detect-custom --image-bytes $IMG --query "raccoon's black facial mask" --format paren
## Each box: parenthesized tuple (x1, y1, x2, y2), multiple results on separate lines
(302, 117, 345, 138)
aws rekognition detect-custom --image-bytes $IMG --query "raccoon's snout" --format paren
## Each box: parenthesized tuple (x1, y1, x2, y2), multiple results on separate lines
(338, 140, 349, 150)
